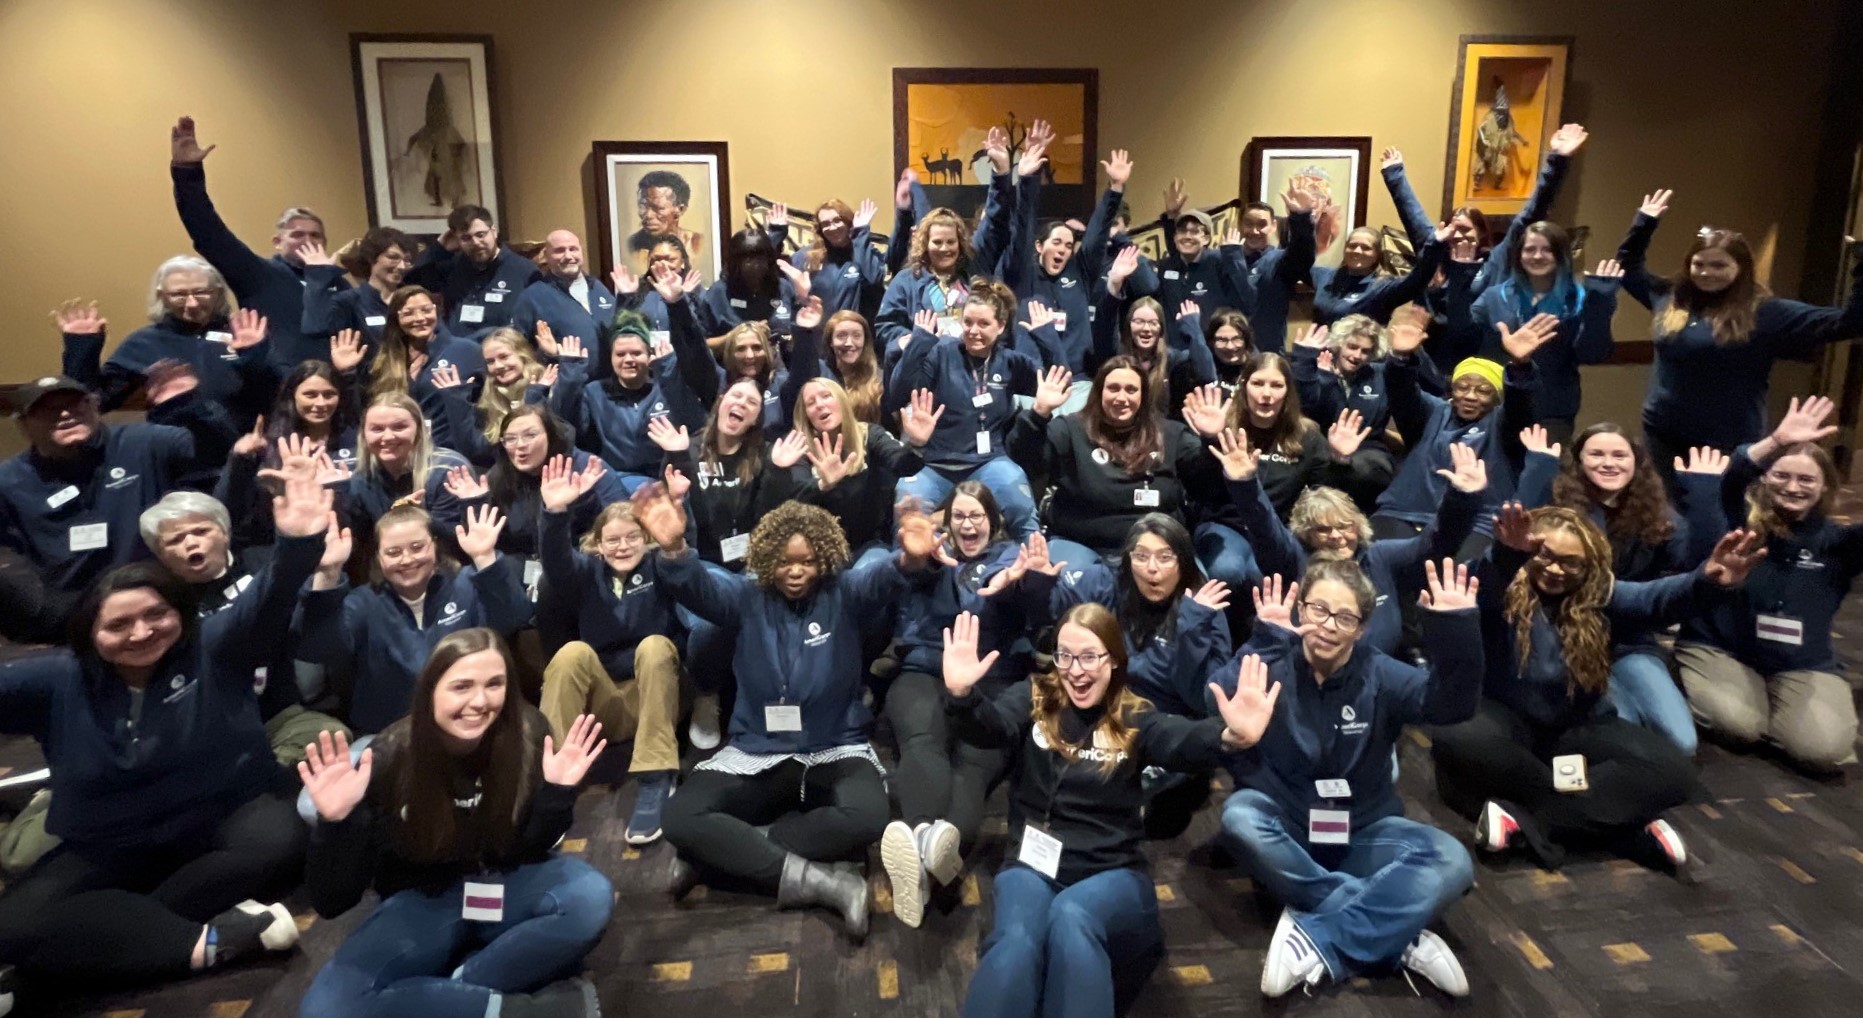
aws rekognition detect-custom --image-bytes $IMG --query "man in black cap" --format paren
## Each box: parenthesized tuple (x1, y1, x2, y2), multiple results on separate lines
(1153, 180, 1257, 332)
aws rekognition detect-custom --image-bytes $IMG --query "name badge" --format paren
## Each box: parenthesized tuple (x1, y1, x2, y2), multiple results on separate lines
(1051, 311, 1069, 332)
(650, 330, 672, 347)
(205, 330, 233, 345)
(483, 292, 505, 304)
(46, 485, 79, 509)
(1133, 488, 1160, 507)
(459, 304, 486, 324)
(1315, 779, 1352, 799)
(972, 391, 993, 408)
(730, 298, 748, 309)
(1309, 808, 1351, 845)
(938, 317, 963, 338)
(364, 315, 387, 327)
(69, 522, 108, 552)
(1018, 823, 1064, 879)
(462, 881, 504, 922)
(523, 559, 543, 588)
(1163, 270, 1182, 280)
(975, 431, 992, 455)
(720, 533, 750, 563)
(1756, 614, 1804, 646)
(1553, 754, 1589, 792)
(765, 704, 803, 732)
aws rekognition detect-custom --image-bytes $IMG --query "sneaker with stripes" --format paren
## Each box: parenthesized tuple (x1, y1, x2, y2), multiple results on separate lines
(1261, 909, 1328, 997)
(1476, 800, 1522, 853)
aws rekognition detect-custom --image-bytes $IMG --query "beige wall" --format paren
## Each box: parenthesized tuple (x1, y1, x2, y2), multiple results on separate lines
(0, 0, 1840, 436)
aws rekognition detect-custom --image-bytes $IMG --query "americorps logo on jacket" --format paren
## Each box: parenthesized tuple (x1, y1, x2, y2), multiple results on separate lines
(844, 265, 861, 279)
(437, 601, 467, 626)
(1796, 548, 1826, 571)
(1339, 703, 1369, 735)
(1064, 570, 1084, 585)
(106, 466, 140, 490)
(162, 672, 197, 704)
(804, 620, 832, 648)
(1058, 276, 1078, 289)
(1030, 721, 1129, 764)
(1360, 385, 1376, 397)
(1091, 448, 1110, 465)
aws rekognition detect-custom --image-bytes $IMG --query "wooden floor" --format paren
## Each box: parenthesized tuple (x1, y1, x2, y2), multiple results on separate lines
(14, 492, 1863, 1017)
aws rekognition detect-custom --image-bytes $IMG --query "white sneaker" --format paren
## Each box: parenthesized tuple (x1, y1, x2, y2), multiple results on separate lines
(1400, 929, 1469, 997)
(233, 899, 300, 951)
(1260, 909, 1327, 997)
(919, 820, 962, 886)
(688, 694, 721, 751)
(880, 821, 929, 928)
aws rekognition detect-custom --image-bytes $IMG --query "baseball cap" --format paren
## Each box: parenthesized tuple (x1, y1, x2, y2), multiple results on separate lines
(1177, 208, 1216, 233)
(11, 375, 89, 417)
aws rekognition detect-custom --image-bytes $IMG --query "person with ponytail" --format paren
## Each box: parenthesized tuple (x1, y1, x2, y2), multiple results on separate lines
(1430, 504, 1766, 876)
(1617, 189, 1863, 485)
(1674, 396, 1863, 771)
(298, 630, 612, 1018)
(941, 602, 1279, 1018)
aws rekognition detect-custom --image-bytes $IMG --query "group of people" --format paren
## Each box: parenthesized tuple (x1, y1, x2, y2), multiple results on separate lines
(0, 111, 1858, 1018)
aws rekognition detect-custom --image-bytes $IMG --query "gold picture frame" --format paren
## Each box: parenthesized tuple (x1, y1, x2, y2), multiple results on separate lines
(1442, 36, 1573, 218)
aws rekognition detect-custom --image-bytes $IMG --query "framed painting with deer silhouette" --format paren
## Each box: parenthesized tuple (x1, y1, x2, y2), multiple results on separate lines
(351, 34, 503, 235)
(1442, 36, 1573, 218)
(892, 68, 1099, 223)
(590, 141, 730, 286)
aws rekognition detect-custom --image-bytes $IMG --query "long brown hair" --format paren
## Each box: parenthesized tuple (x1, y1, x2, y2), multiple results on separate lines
(1082, 356, 1162, 475)
(804, 198, 856, 272)
(1032, 602, 1152, 776)
(698, 379, 768, 485)
(370, 286, 438, 401)
(1503, 508, 1615, 698)
(1120, 297, 1170, 399)
(1653, 228, 1766, 346)
(1551, 423, 1674, 546)
(1745, 442, 1837, 538)
(820, 310, 882, 423)
(1226, 352, 1316, 456)
(376, 628, 540, 863)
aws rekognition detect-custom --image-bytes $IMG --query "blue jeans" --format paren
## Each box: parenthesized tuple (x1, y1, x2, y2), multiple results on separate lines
(1220, 789, 1472, 979)
(897, 459, 1038, 539)
(617, 472, 654, 495)
(1193, 522, 1262, 590)
(300, 854, 613, 1018)
(963, 864, 1162, 1018)
(1610, 651, 1698, 756)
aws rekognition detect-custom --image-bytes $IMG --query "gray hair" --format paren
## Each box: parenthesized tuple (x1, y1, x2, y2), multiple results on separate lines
(139, 491, 231, 552)
(275, 206, 325, 233)
(146, 255, 232, 322)
(1289, 485, 1373, 554)
(1327, 314, 1392, 361)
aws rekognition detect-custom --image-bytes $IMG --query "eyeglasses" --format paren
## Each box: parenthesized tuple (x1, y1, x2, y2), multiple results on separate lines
(1450, 381, 1496, 398)
(949, 511, 989, 525)
(500, 430, 545, 448)
(600, 533, 646, 550)
(162, 289, 217, 302)
(1300, 601, 1363, 633)
(1054, 650, 1108, 670)
(1307, 523, 1357, 539)
(1530, 549, 1589, 574)
(1129, 550, 1178, 568)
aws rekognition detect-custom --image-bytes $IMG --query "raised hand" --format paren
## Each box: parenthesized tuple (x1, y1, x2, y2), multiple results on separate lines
(853, 198, 878, 230)
(1518, 423, 1561, 460)
(407, 349, 429, 380)
(1388, 304, 1429, 355)
(768, 201, 790, 229)
(1547, 123, 1589, 156)
(776, 258, 811, 302)
(1493, 501, 1538, 553)
(1209, 427, 1259, 481)
(227, 308, 268, 352)
(649, 266, 687, 304)
(769, 429, 809, 470)
(795, 294, 824, 330)
(455, 503, 505, 568)
(1189, 578, 1232, 611)
(1704, 529, 1768, 587)
(1772, 395, 1838, 445)
(807, 432, 853, 490)
(1499, 312, 1560, 363)
(897, 504, 941, 563)
(1023, 530, 1062, 577)
(1107, 245, 1141, 291)
(1033, 364, 1074, 416)
(232, 415, 268, 458)
(330, 329, 366, 372)
(531, 321, 559, 359)
(1022, 299, 1059, 334)
(976, 544, 1031, 597)
(646, 415, 690, 452)
(1380, 146, 1404, 169)
(902, 388, 944, 447)
(259, 433, 331, 486)
(895, 168, 916, 210)
(443, 464, 488, 500)
(144, 359, 199, 406)
(540, 363, 559, 389)
(1177, 298, 1201, 323)
(1419, 557, 1479, 611)
(1223, 226, 1243, 247)
(633, 479, 690, 551)
(1163, 178, 1188, 219)
(662, 465, 691, 501)
(1639, 188, 1673, 218)
(984, 125, 1011, 174)
(560, 336, 588, 361)
(1181, 383, 1231, 438)
(1293, 323, 1328, 350)
(1016, 119, 1054, 178)
(272, 475, 335, 538)
(539, 455, 582, 511)
(1101, 148, 1133, 190)
(170, 115, 215, 164)
(542, 713, 608, 786)
(1327, 409, 1372, 460)
(1589, 259, 1625, 280)
(1436, 440, 1489, 493)
(52, 299, 107, 337)
(913, 307, 940, 336)
(318, 512, 354, 576)
(1677, 446, 1730, 476)
(1209, 653, 1282, 749)
(940, 611, 1001, 696)
(610, 266, 640, 296)
(297, 241, 334, 268)
(1252, 575, 1312, 635)
(1281, 182, 1313, 215)
(297, 730, 371, 822)
(430, 363, 463, 390)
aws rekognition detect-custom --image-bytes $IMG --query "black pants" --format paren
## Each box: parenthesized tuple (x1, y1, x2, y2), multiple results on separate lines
(1430, 699, 1703, 865)
(0, 789, 306, 984)
(1338, 446, 1398, 516)
(885, 670, 1011, 851)
(662, 756, 889, 892)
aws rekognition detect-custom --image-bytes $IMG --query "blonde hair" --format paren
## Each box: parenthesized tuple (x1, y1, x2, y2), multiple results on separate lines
(146, 255, 232, 322)
(1289, 486, 1372, 556)
(907, 208, 976, 277)
(579, 502, 647, 555)
(1327, 314, 1391, 361)
(791, 377, 869, 478)
(358, 391, 437, 485)
(476, 329, 545, 441)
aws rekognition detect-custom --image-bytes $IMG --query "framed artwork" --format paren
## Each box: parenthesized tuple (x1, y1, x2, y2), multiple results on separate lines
(1442, 35, 1574, 218)
(892, 68, 1098, 220)
(350, 34, 503, 235)
(1241, 136, 1372, 269)
(591, 142, 730, 285)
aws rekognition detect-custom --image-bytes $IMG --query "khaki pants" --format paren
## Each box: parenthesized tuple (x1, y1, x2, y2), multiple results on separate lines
(541, 638, 681, 773)
(1674, 642, 1859, 770)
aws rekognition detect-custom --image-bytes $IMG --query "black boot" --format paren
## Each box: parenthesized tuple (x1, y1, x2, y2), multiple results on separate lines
(667, 854, 701, 900)
(776, 852, 869, 939)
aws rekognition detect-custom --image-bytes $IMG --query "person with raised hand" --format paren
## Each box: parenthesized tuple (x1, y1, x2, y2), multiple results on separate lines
(1309, 220, 1449, 327)
(787, 379, 936, 566)
(506, 229, 619, 356)
(780, 295, 886, 425)
(0, 475, 334, 1001)
(297, 497, 532, 734)
(297, 632, 613, 1018)
(697, 226, 808, 343)
(1150, 177, 1256, 324)
(1088, 259, 1219, 417)
(1617, 188, 1863, 486)
(422, 326, 551, 466)
(1230, 182, 1319, 353)
(168, 115, 342, 366)
(404, 204, 544, 340)
(638, 487, 938, 940)
(1511, 422, 1728, 754)
(771, 196, 888, 319)
(1431, 504, 1767, 877)
(708, 320, 789, 429)
(1672, 395, 1863, 771)
(1369, 304, 1553, 554)
(361, 285, 488, 451)
(341, 391, 471, 544)
(1220, 560, 1483, 999)
(298, 227, 418, 349)
(1287, 315, 1405, 506)
(946, 597, 1275, 1018)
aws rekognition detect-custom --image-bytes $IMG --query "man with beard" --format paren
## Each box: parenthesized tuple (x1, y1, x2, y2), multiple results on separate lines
(406, 204, 542, 338)
(509, 229, 617, 353)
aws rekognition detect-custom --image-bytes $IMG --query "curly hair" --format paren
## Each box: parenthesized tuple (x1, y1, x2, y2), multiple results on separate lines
(906, 208, 976, 277)
(1031, 601, 1152, 776)
(1503, 507, 1616, 698)
(1327, 313, 1392, 361)
(1289, 486, 1371, 558)
(745, 500, 850, 590)
(1551, 423, 1674, 548)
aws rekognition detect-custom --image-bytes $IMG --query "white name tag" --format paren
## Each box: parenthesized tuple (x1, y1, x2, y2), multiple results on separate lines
(938, 317, 962, 338)
(364, 315, 387, 327)
(462, 881, 504, 922)
(1553, 754, 1589, 793)
(1133, 488, 1160, 507)
(69, 522, 109, 552)
(1018, 823, 1064, 879)
(721, 533, 750, 563)
(459, 304, 486, 323)
(971, 391, 993, 408)
(1315, 779, 1352, 800)
(650, 330, 671, 346)
(730, 298, 748, 309)
(484, 292, 505, 304)
(764, 704, 803, 732)
(975, 431, 992, 455)
(1309, 808, 1351, 845)
(1051, 311, 1069, 332)
(1163, 270, 1182, 280)
(205, 330, 233, 345)
(523, 559, 543, 587)
(46, 485, 78, 509)
(1756, 614, 1804, 646)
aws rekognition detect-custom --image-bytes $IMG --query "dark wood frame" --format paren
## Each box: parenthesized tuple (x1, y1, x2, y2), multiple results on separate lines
(349, 33, 504, 236)
(1440, 34, 1575, 218)
(891, 67, 1099, 215)
(1240, 136, 1373, 228)
(588, 140, 731, 282)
